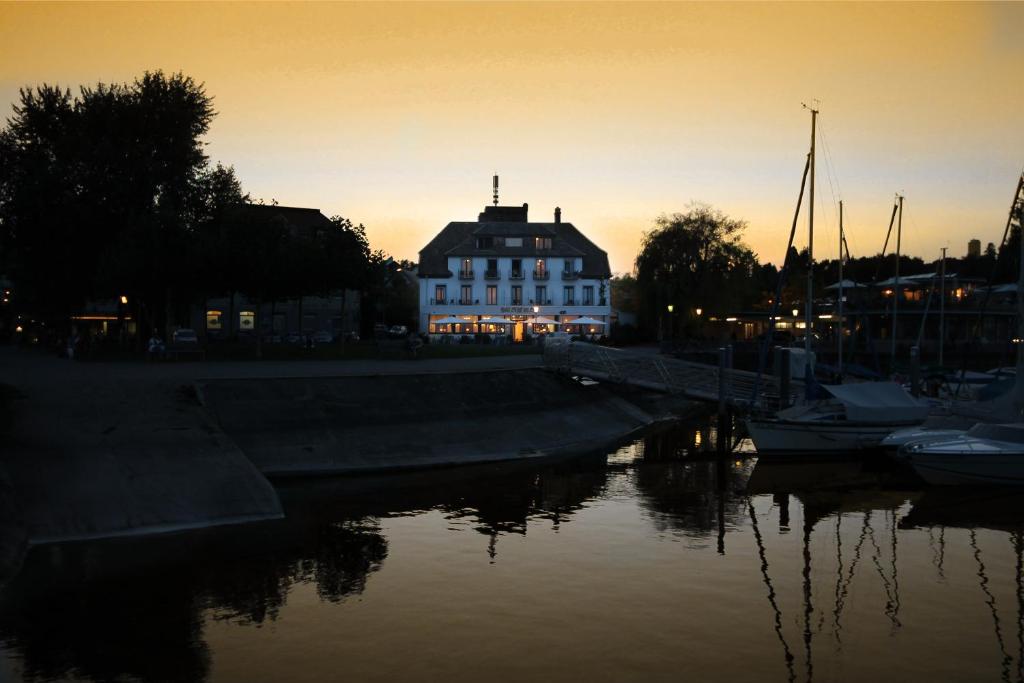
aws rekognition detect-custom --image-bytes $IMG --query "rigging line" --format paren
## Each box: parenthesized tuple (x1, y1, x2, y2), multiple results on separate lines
(749, 153, 811, 407)
(817, 117, 844, 236)
(971, 528, 1014, 683)
(748, 498, 798, 683)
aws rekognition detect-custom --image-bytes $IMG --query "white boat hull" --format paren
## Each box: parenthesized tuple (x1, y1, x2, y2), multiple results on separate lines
(902, 452, 1024, 486)
(745, 419, 905, 454)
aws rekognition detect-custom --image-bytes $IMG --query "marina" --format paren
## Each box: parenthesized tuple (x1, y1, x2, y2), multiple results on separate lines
(4, 427, 1024, 683)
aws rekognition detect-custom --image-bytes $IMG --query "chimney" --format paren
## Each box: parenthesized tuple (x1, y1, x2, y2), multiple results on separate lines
(554, 207, 561, 224)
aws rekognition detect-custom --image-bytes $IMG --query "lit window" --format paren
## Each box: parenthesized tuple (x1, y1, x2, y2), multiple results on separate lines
(239, 311, 255, 331)
(487, 285, 497, 305)
(206, 310, 222, 330)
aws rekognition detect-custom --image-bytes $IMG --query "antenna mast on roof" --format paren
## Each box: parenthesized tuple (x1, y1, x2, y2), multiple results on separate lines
(493, 174, 499, 206)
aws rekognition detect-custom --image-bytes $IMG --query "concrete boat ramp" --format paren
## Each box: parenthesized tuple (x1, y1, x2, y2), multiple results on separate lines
(0, 348, 693, 575)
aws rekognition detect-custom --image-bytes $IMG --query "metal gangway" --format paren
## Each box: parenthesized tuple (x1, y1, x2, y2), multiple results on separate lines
(543, 341, 800, 414)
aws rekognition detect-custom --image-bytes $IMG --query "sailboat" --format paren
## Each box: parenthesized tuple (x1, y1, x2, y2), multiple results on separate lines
(896, 172, 1024, 484)
(746, 107, 927, 455)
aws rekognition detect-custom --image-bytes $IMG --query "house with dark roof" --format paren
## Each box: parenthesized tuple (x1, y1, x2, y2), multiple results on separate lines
(418, 191, 612, 340)
(194, 204, 361, 341)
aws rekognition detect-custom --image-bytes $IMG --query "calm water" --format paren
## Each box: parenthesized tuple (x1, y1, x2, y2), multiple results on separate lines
(3, 426, 1024, 683)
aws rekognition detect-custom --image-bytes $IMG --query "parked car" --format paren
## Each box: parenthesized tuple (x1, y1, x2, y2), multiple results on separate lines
(387, 325, 409, 339)
(311, 330, 333, 344)
(172, 328, 198, 345)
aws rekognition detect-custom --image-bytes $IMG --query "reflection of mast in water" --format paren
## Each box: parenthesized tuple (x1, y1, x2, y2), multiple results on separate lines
(970, 529, 1014, 683)
(802, 511, 814, 683)
(748, 500, 797, 683)
(1015, 532, 1024, 683)
(865, 511, 902, 631)
(928, 526, 946, 580)
(832, 512, 870, 646)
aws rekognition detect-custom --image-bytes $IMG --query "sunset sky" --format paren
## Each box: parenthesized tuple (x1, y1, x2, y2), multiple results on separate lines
(2, 2, 1022, 274)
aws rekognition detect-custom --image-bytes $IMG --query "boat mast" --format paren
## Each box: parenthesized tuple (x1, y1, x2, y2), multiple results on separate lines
(891, 194, 903, 364)
(1015, 172, 1024, 417)
(806, 105, 818, 389)
(939, 247, 946, 367)
(838, 200, 844, 377)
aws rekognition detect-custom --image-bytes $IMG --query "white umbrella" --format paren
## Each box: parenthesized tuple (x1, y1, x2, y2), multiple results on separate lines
(565, 317, 607, 326)
(434, 316, 470, 324)
(532, 316, 558, 324)
(478, 317, 511, 324)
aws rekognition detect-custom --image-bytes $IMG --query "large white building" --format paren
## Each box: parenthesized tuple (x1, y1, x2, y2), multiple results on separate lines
(418, 195, 612, 341)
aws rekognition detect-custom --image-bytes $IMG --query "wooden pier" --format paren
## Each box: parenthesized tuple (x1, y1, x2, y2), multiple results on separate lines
(543, 341, 801, 414)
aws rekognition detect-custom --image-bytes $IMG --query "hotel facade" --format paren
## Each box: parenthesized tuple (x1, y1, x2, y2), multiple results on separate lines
(417, 197, 612, 341)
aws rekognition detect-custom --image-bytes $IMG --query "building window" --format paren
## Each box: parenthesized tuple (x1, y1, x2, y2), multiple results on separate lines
(487, 285, 497, 305)
(564, 259, 574, 274)
(534, 236, 552, 250)
(435, 284, 447, 304)
(564, 287, 575, 305)
(239, 311, 255, 331)
(535, 286, 547, 304)
(535, 259, 546, 275)
(583, 286, 594, 305)
(460, 258, 473, 277)
(461, 285, 472, 304)
(206, 310, 222, 330)
(511, 259, 523, 278)
(476, 236, 493, 249)
(506, 237, 523, 248)
(511, 286, 523, 305)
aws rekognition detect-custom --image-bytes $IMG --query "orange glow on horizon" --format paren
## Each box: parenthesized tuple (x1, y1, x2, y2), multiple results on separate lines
(2, 2, 1023, 273)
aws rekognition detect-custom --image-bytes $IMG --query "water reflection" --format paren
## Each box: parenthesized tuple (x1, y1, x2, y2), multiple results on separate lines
(4, 426, 1024, 683)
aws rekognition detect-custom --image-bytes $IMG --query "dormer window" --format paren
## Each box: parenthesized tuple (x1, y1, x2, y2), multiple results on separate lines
(476, 237, 493, 249)
(506, 237, 523, 248)
(534, 237, 552, 250)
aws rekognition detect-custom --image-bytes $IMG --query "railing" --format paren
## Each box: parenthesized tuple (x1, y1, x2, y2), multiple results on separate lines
(458, 270, 475, 280)
(509, 271, 525, 280)
(543, 340, 800, 413)
(561, 271, 580, 281)
(458, 298, 478, 305)
(530, 299, 553, 305)
(484, 269, 501, 280)
(533, 270, 549, 281)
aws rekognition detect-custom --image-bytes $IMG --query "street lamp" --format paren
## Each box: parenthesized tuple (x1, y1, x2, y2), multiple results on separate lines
(666, 304, 674, 342)
(532, 305, 539, 335)
(695, 307, 702, 317)
(792, 307, 799, 318)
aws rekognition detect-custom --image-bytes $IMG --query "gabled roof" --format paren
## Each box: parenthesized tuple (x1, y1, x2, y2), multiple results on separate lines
(418, 215, 612, 279)
(243, 204, 333, 238)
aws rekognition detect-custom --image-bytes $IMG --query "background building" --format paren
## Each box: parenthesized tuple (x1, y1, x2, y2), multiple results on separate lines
(418, 192, 612, 340)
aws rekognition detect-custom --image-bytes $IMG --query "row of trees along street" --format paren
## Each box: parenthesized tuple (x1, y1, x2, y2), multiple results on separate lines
(0, 71, 376, 351)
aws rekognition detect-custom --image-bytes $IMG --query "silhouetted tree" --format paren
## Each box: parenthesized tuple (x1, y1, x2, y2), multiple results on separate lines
(634, 204, 760, 338)
(0, 71, 219, 336)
